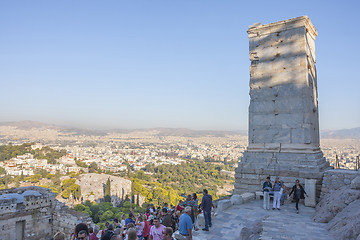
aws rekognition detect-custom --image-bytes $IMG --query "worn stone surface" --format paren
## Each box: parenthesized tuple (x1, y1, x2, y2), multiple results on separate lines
(314, 186, 360, 223)
(327, 199, 360, 240)
(240, 192, 255, 203)
(351, 176, 360, 190)
(230, 194, 243, 205)
(235, 16, 329, 199)
(239, 219, 263, 240)
(193, 199, 334, 240)
(216, 200, 232, 214)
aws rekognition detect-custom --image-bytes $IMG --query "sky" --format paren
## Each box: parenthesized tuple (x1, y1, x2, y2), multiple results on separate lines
(0, 1, 359, 131)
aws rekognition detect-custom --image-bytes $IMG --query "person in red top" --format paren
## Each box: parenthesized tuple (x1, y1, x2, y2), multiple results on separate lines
(176, 200, 184, 212)
(90, 225, 99, 240)
(143, 219, 151, 240)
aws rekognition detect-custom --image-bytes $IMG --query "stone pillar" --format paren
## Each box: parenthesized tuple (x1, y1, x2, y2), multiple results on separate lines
(234, 16, 329, 200)
(305, 179, 316, 207)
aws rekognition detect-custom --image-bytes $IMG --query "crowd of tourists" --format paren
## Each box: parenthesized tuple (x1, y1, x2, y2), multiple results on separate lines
(52, 189, 213, 240)
(263, 177, 308, 214)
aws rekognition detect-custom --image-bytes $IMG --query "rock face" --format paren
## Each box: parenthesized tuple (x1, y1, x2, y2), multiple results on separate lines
(76, 173, 132, 203)
(320, 169, 359, 199)
(327, 199, 360, 240)
(313, 186, 360, 223)
(351, 176, 360, 190)
(234, 16, 329, 198)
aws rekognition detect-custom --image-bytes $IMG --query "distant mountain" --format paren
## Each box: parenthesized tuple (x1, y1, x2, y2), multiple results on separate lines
(0, 120, 246, 137)
(0, 120, 107, 136)
(0, 120, 59, 130)
(111, 127, 244, 137)
(321, 127, 360, 139)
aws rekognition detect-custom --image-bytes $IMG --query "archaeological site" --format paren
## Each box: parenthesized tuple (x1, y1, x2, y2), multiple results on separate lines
(0, 16, 359, 240)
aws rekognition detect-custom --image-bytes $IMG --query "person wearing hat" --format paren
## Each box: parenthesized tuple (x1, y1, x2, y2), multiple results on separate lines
(178, 206, 192, 240)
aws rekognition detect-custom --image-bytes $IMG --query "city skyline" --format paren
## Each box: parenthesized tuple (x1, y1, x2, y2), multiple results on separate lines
(1, 1, 359, 131)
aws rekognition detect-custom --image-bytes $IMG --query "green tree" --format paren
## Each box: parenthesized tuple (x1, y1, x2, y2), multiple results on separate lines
(104, 177, 111, 202)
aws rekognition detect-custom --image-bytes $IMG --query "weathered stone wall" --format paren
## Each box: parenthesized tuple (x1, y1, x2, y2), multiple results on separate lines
(0, 186, 91, 240)
(52, 202, 92, 237)
(320, 169, 360, 199)
(234, 16, 330, 199)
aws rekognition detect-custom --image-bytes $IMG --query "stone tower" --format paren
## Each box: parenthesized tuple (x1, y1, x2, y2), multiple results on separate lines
(234, 16, 329, 200)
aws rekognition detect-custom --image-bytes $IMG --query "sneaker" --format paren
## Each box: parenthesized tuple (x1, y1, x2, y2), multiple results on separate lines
(202, 228, 209, 231)
(272, 208, 275, 210)
(194, 228, 199, 231)
(277, 208, 281, 210)
(296, 210, 299, 214)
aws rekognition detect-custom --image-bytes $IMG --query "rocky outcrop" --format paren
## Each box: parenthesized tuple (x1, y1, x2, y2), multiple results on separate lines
(239, 219, 263, 240)
(76, 173, 132, 202)
(313, 186, 360, 223)
(327, 199, 360, 240)
(351, 176, 360, 190)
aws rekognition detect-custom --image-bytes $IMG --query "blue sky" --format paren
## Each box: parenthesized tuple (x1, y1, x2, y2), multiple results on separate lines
(0, 1, 359, 130)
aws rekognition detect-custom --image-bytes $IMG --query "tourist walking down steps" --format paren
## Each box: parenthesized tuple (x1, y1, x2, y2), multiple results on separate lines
(289, 179, 308, 214)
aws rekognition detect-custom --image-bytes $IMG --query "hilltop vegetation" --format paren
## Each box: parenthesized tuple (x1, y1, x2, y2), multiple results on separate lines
(0, 143, 67, 164)
(131, 159, 235, 202)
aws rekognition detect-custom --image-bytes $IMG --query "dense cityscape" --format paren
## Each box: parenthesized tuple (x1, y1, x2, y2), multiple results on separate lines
(0, 123, 359, 181)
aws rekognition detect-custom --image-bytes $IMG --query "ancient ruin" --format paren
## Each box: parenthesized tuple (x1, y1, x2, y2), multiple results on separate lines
(234, 16, 330, 202)
(0, 186, 91, 240)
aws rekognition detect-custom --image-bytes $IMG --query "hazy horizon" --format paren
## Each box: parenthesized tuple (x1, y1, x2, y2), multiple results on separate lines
(1, 1, 359, 131)
(1, 119, 359, 132)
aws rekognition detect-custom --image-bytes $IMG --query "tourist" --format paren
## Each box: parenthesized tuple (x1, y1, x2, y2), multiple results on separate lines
(289, 179, 308, 214)
(272, 177, 282, 210)
(176, 200, 184, 212)
(163, 202, 169, 211)
(262, 176, 272, 210)
(78, 230, 89, 240)
(162, 227, 175, 240)
(110, 235, 122, 240)
(280, 180, 287, 205)
(101, 224, 114, 240)
(127, 228, 138, 240)
(113, 218, 120, 228)
(161, 208, 175, 230)
(53, 231, 65, 240)
(178, 206, 193, 240)
(71, 223, 89, 240)
(90, 225, 100, 240)
(101, 222, 110, 238)
(149, 204, 155, 213)
(191, 193, 199, 231)
(149, 216, 165, 240)
(126, 210, 136, 226)
(121, 214, 126, 227)
(123, 223, 136, 240)
(136, 214, 145, 239)
(200, 189, 212, 231)
(143, 216, 151, 240)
